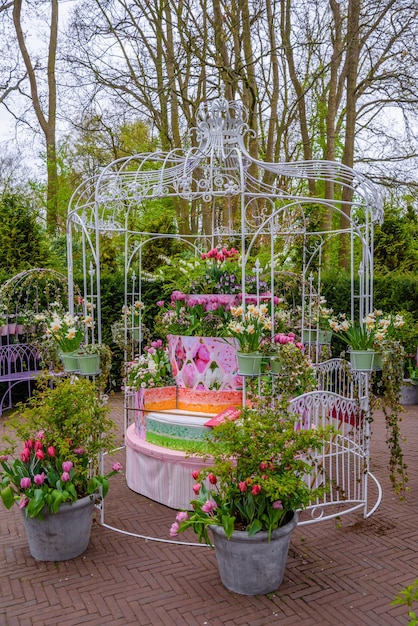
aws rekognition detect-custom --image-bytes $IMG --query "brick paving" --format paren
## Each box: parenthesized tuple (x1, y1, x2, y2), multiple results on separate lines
(1, 392, 417, 626)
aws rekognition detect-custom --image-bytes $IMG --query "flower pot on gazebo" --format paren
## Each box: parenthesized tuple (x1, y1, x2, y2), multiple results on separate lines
(60, 352, 80, 372)
(349, 350, 376, 371)
(77, 353, 101, 375)
(236, 351, 263, 376)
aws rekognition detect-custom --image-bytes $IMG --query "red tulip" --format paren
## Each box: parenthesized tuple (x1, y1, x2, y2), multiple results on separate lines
(208, 473, 217, 485)
(251, 484, 261, 496)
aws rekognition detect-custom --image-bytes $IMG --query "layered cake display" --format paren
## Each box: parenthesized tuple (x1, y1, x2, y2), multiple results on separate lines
(145, 409, 215, 453)
(125, 333, 243, 509)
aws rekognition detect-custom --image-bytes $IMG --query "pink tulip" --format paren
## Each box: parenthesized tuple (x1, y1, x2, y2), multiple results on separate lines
(192, 470, 200, 480)
(20, 448, 31, 463)
(62, 461, 73, 472)
(61, 471, 71, 482)
(192, 483, 201, 495)
(273, 500, 283, 509)
(176, 511, 189, 523)
(201, 500, 218, 513)
(238, 481, 247, 492)
(20, 477, 31, 489)
(251, 484, 261, 496)
(35, 449, 45, 460)
(112, 462, 122, 472)
(169, 522, 179, 537)
(34, 473, 46, 486)
(18, 496, 29, 509)
(47, 446, 56, 457)
(208, 473, 217, 485)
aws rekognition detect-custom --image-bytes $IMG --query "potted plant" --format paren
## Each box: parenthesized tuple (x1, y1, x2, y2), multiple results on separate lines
(302, 296, 334, 345)
(225, 303, 272, 375)
(0, 376, 121, 561)
(124, 340, 176, 436)
(330, 314, 376, 370)
(170, 398, 334, 595)
(122, 300, 145, 342)
(46, 310, 89, 372)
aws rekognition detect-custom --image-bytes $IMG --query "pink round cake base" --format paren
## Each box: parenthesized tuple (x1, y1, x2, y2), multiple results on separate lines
(125, 424, 210, 510)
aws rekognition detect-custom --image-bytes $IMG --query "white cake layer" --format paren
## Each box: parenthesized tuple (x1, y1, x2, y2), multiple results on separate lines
(146, 410, 214, 427)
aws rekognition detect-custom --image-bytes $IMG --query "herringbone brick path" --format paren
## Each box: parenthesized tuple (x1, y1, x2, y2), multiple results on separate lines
(1, 393, 417, 625)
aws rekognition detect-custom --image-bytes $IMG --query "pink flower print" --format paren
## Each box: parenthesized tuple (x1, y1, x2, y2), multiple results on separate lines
(197, 345, 210, 362)
(194, 359, 207, 374)
(183, 363, 196, 388)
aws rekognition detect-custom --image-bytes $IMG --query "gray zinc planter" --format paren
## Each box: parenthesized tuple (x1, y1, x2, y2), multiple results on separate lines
(209, 511, 298, 595)
(21, 494, 96, 561)
(400, 380, 418, 405)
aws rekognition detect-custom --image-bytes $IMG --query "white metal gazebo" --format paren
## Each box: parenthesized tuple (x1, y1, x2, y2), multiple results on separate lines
(66, 95, 384, 529)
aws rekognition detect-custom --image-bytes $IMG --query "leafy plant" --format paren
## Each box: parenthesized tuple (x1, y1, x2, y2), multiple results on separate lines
(170, 399, 334, 546)
(226, 303, 272, 353)
(391, 579, 418, 625)
(0, 376, 119, 518)
(124, 339, 174, 390)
